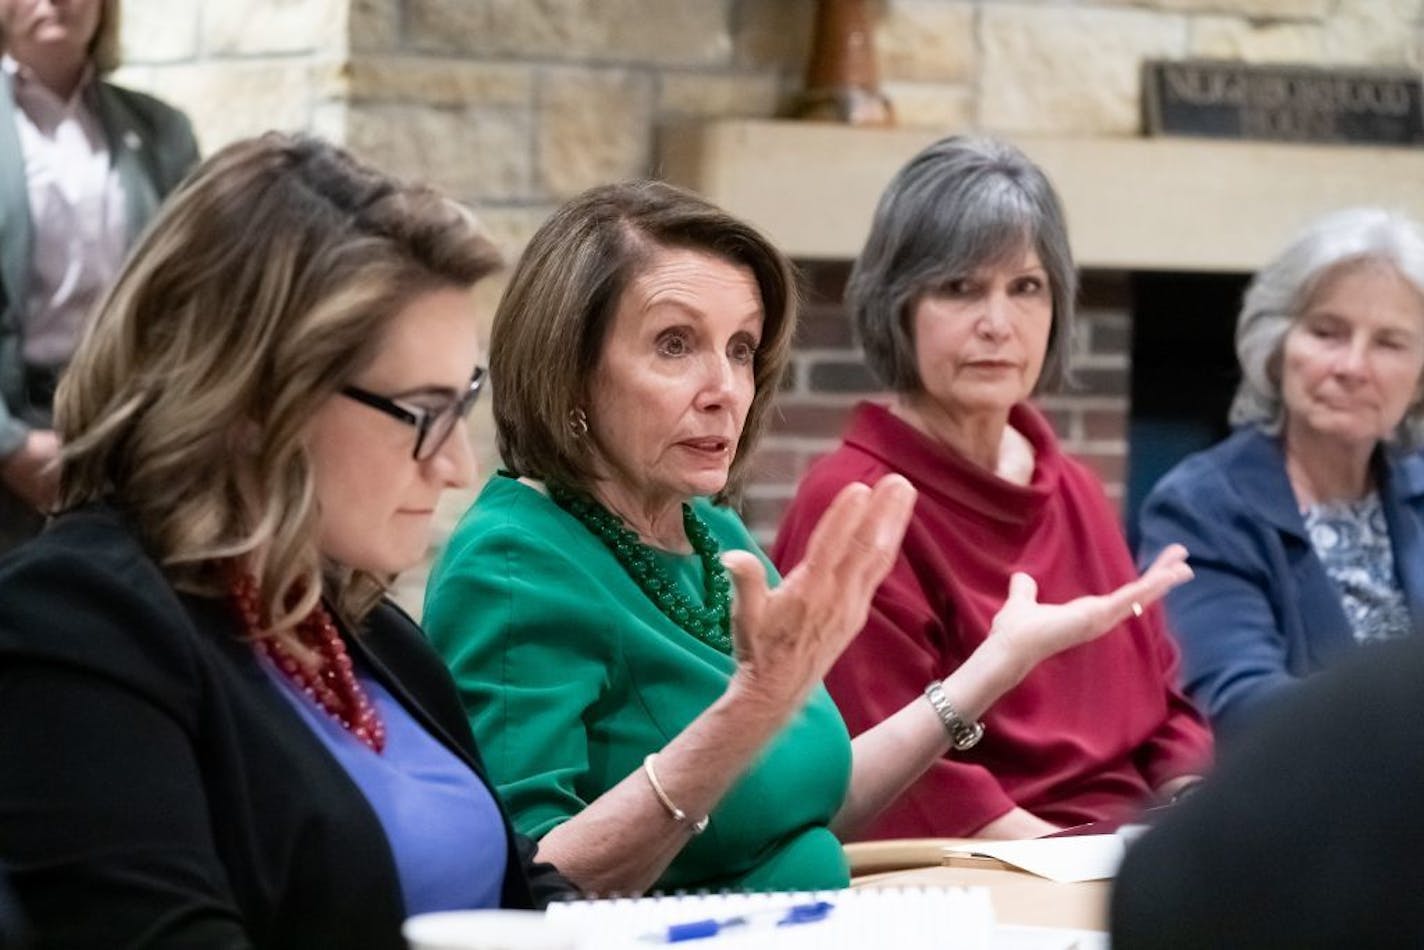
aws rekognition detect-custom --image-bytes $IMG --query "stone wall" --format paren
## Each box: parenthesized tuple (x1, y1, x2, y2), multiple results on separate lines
(118, 1, 1424, 258)
(112, 0, 1424, 604)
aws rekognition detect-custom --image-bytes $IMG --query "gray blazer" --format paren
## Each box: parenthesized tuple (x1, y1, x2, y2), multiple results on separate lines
(0, 71, 198, 455)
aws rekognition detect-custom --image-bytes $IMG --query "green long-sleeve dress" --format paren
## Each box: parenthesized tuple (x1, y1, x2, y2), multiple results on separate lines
(423, 474, 852, 892)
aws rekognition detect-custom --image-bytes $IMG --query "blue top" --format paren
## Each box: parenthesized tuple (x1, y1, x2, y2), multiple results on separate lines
(1137, 425, 1424, 744)
(263, 658, 508, 915)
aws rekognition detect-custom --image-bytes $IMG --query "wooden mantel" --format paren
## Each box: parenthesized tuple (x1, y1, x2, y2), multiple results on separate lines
(659, 119, 1424, 273)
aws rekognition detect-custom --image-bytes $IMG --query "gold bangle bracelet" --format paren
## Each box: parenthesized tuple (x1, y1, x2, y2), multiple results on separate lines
(642, 753, 710, 835)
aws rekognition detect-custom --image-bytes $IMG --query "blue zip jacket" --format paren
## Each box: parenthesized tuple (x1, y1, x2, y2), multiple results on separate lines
(1137, 425, 1424, 744)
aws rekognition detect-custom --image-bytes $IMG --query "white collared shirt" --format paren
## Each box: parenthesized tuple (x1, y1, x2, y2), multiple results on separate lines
(5, 54, 128, 369)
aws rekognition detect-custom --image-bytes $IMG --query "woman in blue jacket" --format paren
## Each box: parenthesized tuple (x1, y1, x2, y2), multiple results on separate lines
(1139, 207, 1424, 745)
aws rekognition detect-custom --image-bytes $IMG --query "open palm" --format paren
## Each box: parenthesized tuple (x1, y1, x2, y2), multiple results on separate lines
(988, 543, 1192, 669)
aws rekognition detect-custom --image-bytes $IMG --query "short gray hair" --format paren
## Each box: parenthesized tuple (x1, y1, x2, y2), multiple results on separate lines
(848, 135, 1077, 393)
(1230, 207, 1424, 445)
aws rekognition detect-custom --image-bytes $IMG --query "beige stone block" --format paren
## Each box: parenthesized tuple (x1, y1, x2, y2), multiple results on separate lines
(733, 0, 814, 70)
(407, 0, 731, 65)
(310, 100, 347, 143)
(980, 5, 1188, 135)
(401, 0, 488, 52)
(343, 57, 532, 108)
(135, 61, 319, 153)
(876, 1, 976, 84)
(472, 205, 559, 260)
(346, 103, 533, 202)
(882, 81, 975, 129)
(1322, 2, 1421, 66)
(538, 68, 655, 199)
(1336, 0, 1424, 19)
(350, 0, 400, 52)
(119, 0, 198, 63)
(202, 0, 345, 56)
(1133, 0, 1329, 15)
(658, 72, 784, 118)
(109, 63, 157, 93)
(1190, 16, 1324, 61)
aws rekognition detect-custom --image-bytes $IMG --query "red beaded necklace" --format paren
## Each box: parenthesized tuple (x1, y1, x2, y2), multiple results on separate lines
(230, 572, 386, 754)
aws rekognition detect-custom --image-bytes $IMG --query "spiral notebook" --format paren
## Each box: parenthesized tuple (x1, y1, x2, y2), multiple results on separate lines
(546, 885, 993, 949)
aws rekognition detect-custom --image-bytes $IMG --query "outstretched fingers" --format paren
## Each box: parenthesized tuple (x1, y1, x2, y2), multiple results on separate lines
(1004, 571, 1038, 608)
(792, 480, 873, 590)
(722, 550, 771, 661)
(795, 475, 916, 600)
(1106, 543, 1193, 624)
(846, 475, 917, 592)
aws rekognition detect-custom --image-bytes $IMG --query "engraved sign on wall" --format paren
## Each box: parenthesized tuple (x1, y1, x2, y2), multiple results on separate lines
(1143, 60, 1424, 147)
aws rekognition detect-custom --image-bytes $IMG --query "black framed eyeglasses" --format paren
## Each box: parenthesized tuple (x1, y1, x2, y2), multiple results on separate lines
(341, 366, 486, 461)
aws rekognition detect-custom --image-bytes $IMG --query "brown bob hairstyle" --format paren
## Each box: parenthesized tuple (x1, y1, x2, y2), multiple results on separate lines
(490, 180, 797, 502)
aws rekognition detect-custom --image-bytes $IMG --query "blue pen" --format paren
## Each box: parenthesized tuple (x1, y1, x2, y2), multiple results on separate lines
(645, 900, 835, 943)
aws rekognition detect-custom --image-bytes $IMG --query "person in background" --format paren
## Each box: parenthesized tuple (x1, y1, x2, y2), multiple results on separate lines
(1111, 629, 1424, 948)
(1138, 207, 1424, 746)
(773, 136, 1211, 840)
(0, 0, 198, 546)
(0, 133, 572, 949)
(422, 179, 1193, 896)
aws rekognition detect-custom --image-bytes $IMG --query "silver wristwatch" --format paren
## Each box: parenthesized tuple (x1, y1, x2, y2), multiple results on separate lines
(924, 681, 985, 751)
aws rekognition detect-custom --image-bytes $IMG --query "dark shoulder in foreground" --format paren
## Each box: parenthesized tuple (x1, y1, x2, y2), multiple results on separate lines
(1111, 631, 1424, 948)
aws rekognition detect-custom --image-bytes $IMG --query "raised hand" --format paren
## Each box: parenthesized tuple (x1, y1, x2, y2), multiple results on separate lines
(722, 474, 916, 712)
(986, 543, 1193, 674)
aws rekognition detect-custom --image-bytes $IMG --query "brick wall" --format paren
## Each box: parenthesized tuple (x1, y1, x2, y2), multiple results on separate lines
(741, 265, 1132, 544)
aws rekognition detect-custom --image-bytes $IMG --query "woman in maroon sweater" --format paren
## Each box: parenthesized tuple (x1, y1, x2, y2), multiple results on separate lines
(772, 136, 1211, 840)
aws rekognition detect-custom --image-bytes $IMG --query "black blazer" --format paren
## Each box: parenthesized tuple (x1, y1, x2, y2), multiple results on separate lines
(0, 506, 574, 949)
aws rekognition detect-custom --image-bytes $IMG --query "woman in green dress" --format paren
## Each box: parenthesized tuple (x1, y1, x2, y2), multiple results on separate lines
(423, 181, 1192, 895)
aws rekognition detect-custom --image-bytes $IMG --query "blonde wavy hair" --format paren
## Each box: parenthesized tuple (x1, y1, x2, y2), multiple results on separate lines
(0, 0, 122, 75)
(56, 132, 500, 636)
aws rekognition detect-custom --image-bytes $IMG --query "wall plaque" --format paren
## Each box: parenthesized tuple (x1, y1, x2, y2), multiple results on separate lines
(1143, 60, 1424, 147)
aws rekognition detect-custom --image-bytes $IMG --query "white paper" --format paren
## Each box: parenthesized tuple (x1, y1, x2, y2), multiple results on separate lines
(995, 925, 1109, 950)
(547, 886, 994, 950)
(944, 835, 1126, 884)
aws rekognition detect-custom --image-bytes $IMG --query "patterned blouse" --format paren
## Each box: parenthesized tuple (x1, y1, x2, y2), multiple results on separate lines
(1303, 491, 1413, 645)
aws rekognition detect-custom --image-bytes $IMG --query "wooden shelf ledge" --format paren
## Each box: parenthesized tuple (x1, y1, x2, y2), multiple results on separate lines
(659, 119, 1424, 273)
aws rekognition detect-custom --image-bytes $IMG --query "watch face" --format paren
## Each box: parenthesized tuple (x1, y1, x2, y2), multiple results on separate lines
(950, 719, 985, 751)
(925, 681, 984, 750)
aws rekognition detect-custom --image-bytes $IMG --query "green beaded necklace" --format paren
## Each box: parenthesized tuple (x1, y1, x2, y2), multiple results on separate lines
(548, 484, 733, 654)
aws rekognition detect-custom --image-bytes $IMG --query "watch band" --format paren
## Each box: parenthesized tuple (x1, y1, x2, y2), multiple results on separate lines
(924, 681, 985, 751)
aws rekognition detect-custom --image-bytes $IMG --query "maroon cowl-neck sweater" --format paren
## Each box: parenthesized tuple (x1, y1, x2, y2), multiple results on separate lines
(771, 401, 1211, 839)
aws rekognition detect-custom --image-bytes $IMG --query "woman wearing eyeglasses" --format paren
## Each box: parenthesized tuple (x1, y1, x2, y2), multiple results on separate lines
(0, 133, 574, 949)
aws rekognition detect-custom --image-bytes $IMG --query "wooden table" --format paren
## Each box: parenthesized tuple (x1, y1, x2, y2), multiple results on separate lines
(847, 839, 1109, 932)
